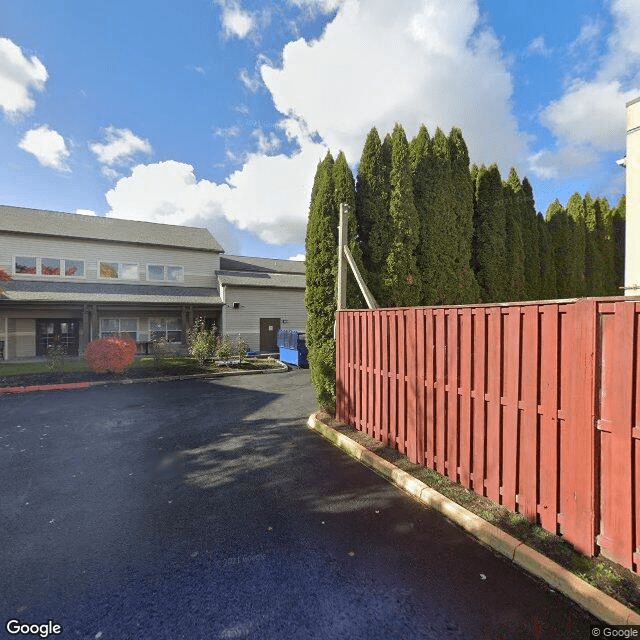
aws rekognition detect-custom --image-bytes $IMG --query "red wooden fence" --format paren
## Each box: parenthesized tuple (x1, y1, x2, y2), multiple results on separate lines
(335, 297, 640, 572)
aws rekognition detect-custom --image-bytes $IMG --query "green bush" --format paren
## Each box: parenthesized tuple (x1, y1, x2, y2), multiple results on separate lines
(187, 316, 217, 365)
(216, 334, 234, 361)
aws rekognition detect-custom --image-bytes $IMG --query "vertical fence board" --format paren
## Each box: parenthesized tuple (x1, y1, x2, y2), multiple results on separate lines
(634, 305, 640, 573)
(373, 312, 381, 441)
(486, 307, 502, 503)
(389, 312, 398, 449)
(562, 300, 597, 555)
(415, 310, 426, 466)
(519, 305, 539, 521)
(539, 305, 559, 533)
(398, 311, 407, 454)
(459, 308, 472, 489)
(381, 312, 389, 446)
(367, 312, 375, 438)
(472, 309, 487, 496)
(435, 309, 446, 476)
(502, 307, 521, 511)
(406, 310, 418, 463)
(425, 311, 436, 469)
(599, 302, 635, 567)
(447, 310, 459, 482)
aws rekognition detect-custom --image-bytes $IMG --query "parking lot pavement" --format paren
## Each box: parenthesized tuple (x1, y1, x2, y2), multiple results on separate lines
(1, 370, 597, 639)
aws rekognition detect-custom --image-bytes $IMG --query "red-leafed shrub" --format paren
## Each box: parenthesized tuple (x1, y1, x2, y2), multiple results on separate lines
(85, 336, 137, 373)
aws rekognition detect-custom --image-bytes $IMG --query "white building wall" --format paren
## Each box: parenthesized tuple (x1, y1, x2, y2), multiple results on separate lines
(221, 285, 307, 351)
(625, 97, 640, 294)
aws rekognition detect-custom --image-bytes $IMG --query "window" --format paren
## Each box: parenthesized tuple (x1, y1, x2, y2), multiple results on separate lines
(147, 265, 183, 282)
(65, 259, 84, 277)
(148, 265, 164, 281)
(99, 262, 138, 280)
(15, 257, 85, 277)
(15, 257, 37, 274)
(100, 318, 138, 341)
(41, 258, 61, 276)
(149, 318, 183, 343)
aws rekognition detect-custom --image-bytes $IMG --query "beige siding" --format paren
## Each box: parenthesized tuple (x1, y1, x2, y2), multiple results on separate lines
(8, 318, 36, 358)
(1, 234, 221, 287)
(222, 285, 307, 351)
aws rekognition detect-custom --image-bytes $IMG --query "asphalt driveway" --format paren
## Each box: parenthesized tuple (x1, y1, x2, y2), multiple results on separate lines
(1, 370, 597, 639)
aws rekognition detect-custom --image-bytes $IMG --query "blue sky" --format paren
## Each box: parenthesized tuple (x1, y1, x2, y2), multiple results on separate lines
(1, 0, 638, 260)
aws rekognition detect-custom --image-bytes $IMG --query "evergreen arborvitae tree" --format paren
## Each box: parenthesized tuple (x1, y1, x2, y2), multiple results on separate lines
(472, 164, 508, 302)
(566, 192, 587, 297)
(382, 123, 422, 306)
(305, 152, 338, 408)
(612, 195, 626, 293)
(355, 128, 392, 304)
(594, 197, 616, 295)
(583, 193, 606, 295)
(537, 214, 557, 299)
(421, 128, 459, 304)
(522, 177, 541, 300)
(546, 199, 574, 298)
(333, 151, 365, 308)
(448, 127, 481, 303)
(409, 125, 433, 304)
(503, 168, 526, 301)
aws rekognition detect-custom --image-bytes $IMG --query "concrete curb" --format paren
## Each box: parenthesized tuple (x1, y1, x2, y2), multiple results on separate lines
(0, 360, 290, 395)
(307, 412, 640, 626)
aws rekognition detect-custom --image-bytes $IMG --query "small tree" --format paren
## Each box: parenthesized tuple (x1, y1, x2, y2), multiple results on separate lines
(216, 334, 234, 361)
(234, 335, 249, 362)
(45, 339, 68, 381)
(187, 316, 217, 366)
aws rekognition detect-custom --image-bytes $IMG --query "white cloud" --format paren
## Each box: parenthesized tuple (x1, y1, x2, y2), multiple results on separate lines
(0, 38, 48, 119)
(533, 0, 640, 178)
(89, 126, 152, 172)
(286, 0, 344, 15)
(540, 80, 637, 152)
(251, 128, 281, 154)
(220, 1, 257, 39)
(18, 125, 70, 172)
(288, 253, 306, 261)
(261, 0, 528, 170)
(105, 120, 327, 246)
(239, 67, 261, 92)
(525, 35, 551, 58)
(76, 209, 97, 216)
(213, 124, 241, 137)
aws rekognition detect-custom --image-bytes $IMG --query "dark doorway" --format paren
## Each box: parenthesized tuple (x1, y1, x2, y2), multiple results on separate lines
(36, 319, 80, 356)
(259, 318, 280, 353)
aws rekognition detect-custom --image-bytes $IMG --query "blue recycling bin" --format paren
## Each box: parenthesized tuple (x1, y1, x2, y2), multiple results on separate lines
(277, 329, 308, 367)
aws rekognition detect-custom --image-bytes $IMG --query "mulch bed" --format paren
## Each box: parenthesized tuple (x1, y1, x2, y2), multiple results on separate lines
(0, 361, 278, 388)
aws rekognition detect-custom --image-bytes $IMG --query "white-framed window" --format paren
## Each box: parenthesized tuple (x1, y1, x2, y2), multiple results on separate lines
(14, 256, 85, 277)
(100, 318, 139, 341)
(99, 261, 139, 280)
(147, 265, 184, 282)
(149, 317, 183, 343)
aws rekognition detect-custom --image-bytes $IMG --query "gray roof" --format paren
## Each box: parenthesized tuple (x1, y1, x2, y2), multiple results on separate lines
(220, 255, 305, 274)
(1, 280, 222, 305)
(217, 271, 306, 289)
(0, 205, 225, 253)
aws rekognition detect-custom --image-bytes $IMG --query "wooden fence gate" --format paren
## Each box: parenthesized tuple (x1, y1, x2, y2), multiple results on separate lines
(335, 297, 640, 573)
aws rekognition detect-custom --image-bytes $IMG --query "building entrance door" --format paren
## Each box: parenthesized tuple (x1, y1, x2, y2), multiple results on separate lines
(259, 318, 280, 353)
(36, 319, 80, 356)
